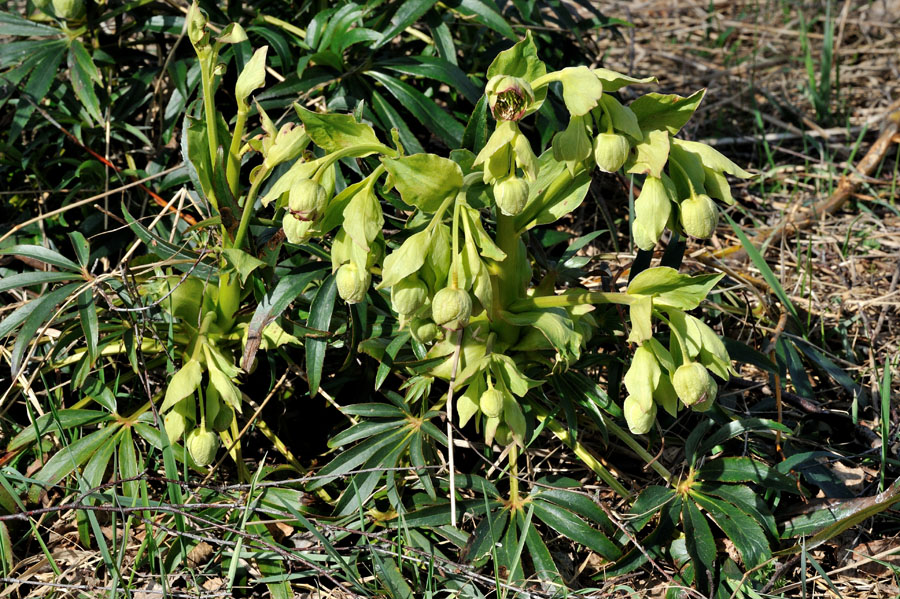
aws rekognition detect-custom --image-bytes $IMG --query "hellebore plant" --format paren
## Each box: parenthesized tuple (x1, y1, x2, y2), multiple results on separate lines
(165, 7, 752, 499)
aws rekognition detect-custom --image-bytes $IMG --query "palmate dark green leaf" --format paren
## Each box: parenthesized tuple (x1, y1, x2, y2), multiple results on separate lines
(0, 12, 61, 37)
(121, 203, 219, 282)
(696, 418, 792, 458)
(118, 427, 140, 499)
(682, 499, 716, 591)
(379, 56, 481, 103)
(371, 550, 414, 599)
(372, 0, 438, 49)
(457, 0, 517, 39)
(724, 213, 799, 324)
(722, 337, 776, 374)
(695, 482, 777, 538)
(241, 266, 327, 370)
(77, 289, 99, 364)
(495, 509, 524, 582)
(408, 432, 435, 500)
(691, 492, 771, 568)
(335, 429, 412, 516)
(370, 88, 424, 154)
(0, 270, 78, 293)
(28, 424, 121, 502)
(328, 419, 406, 448)
(793, 336, 865, 402)
(306, 274, 337, 397)
(9, 409, 112, 452)
(531, 498, 621, 560)
(307, 427, 409, 490)
(366, 71, 465, 147)
(461, 94, 488, 154)
(780, 337, 814, 399)
(697, 457, 803, 495)
(606, 494, 682, 578)
(536, 485, 615, 533)
(8, 41, 65, 142)
(11, 282, 81, 374)
(780, 480, 900, 544)
(375, 331, 411, 390)
(465, 505, 509, 562)
(67, 39, 103, 125)
(518, 509, 563, 584)
(341, 402, 406, 418)
(0, 244, 81, 271)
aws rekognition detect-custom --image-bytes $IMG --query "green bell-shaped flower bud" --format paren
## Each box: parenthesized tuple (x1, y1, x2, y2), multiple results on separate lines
(486, 75, 535, 122)
(691, 378, 718, 412)
(211, 403, 234, 433)
(410, 317, 441, 344)
(391, 275, 428, 316)
(336, 262, 370, 304)
(52, 0, 85, 20)
(633, 176, 672, 251)
(672, 361, 713, 407)
(282, 212, 314, 244)
(494, 423, 512, 446)
(288, 179, 327, 221)
(624, 395, 657, 435)
(679, 193, 718, 239)
(431, 287, 472, 330)
(552, 116, 592, 164)
(479, 386, 505, 419)
(593, 132, 631, 173)
(186, 426, 220, 467)
(493, 176, 529, 216)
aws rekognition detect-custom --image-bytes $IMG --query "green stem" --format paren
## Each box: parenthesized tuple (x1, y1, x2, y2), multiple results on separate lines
(318, 143, 397, 172)
(451, 194, 461, 288)
(226, 106, 248, 199)
(535, 408, 632, 500)
(494, 213, 520, 310)
(198, 59, 220, 212)
(668, 157, 696, 197)
(508, 443, 519, 501)
(258, 14, 307, 39)
(507, 291, 635, 313)
(232, 176, 264, 251)
(601, 413, 674, 484)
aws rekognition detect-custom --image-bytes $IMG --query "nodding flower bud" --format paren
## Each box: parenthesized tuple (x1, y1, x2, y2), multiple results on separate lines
(186, 426, 219, 467)
(493, 176, 529, 216)
(672, 362, 713, 407)
(282, 213, 313, 244)
(593, 132, 631, 173)
(552, 116, 592, 164)
(624, 395, 657, 435)
(391, 276, 428, 316)
(479, 387, 505, 419)
(211, 403, 234, 432)
(410, 317, 441, 344)
(486, 75, 535, 122)
(52, 0, 85, 20)
(633, 176, 672, 251)
(288, 179, 327, 221)
(494, 423, 512, 446)
(431, 287, 472, 330)
(679, 193, 718, 239)
(336, 262, 370, 304)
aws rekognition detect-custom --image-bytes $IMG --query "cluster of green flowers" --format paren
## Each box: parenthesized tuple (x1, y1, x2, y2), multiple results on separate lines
(170, 15, 751, 460)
